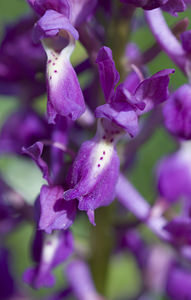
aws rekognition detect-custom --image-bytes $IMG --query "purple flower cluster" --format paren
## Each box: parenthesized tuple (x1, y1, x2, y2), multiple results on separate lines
(0, 0, 191, 299)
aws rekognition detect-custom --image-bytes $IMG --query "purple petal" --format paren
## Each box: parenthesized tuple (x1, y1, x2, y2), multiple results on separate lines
(135, 69, 175, 115)
(23, 267, 55, 289)
(164, 217, 191, 245)
(123, 70, 141, 94)
(95, 103, 139, 138)
(22, 142, 51, 185)
(115, 83, 145, 110)
(28, 0, 96, 27)
(34, 9, 79, 41)
(39, 185, 76, 233)
(162, 0, 186, 16)
(96, 46, 120, 102)
(69, 0, 97, 27)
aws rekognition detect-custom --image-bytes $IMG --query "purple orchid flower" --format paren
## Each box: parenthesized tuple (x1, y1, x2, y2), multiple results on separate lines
(166, 263, 191, 300)
(0, 109, 50, 155)
(33, 9, 85, 123)
(23, 229, 73, 289)
(27, 0, 97, 123)
(0, 15, 46, 100)
(23, 117, 77, 233)
(63, 46, 174, 225)
(63, 118, 121, 225)
(121, 0, 186, 15)
(163, 84, 191, 140)
(157, 142, 191, 203)
(95, 46, 174, 137)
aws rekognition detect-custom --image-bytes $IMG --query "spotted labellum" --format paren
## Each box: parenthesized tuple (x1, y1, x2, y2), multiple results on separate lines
(63, 118, 122, 225)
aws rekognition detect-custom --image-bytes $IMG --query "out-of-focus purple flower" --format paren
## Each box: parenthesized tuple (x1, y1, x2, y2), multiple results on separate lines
(181, 30, 191, 53)
(145, 246, 173, 293)
(164, 217, 191, 245)
(0, 178, 27, 234)
(121, 0, 186, 15)
(66, 259, 105, 300)
(0, 15, 46, 100)
(166, 263, 191, 300)
(27, 0, 70, 17)
(63, 119, 120, 225)
(39, 185, 76, 233)
(163, 84, 191, 140)
(34, 9, 85, 123)
(157, 143, 191, 202)
(120, 230, 149, 270)
(23, 229, 73, 289)
(0, 248, 15, 299)
(95, 46, 174, 137)
(0, 109, 49, 155)
(125, 43, 142, 66)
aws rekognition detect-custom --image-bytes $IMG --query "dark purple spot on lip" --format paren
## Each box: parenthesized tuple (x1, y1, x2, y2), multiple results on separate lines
(98, 164, 100, 167)
(103, 151, 106, 155)
(54, 70, 57, 73)
(55, 58, 58, 60)
(53, 63, 55, 66)
(103, 135, 106, 139)
(48, 60, 51, 64)
(49, 76, 52, 80)
(100, 157, 103, 160)
(110, 138, 114, 143)
(46, 241, 52, 245)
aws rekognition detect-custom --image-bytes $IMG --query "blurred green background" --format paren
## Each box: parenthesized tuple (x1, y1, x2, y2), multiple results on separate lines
(0, 1, 191, 299)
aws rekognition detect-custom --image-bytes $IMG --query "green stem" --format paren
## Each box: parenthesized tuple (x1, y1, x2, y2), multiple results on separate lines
(89, 203, 115, 294)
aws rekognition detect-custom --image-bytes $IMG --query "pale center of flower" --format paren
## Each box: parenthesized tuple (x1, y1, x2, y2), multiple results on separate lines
(43, 33, 75, 88)
(42, 232, 59, 264)
(90, 140, 114, 179)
